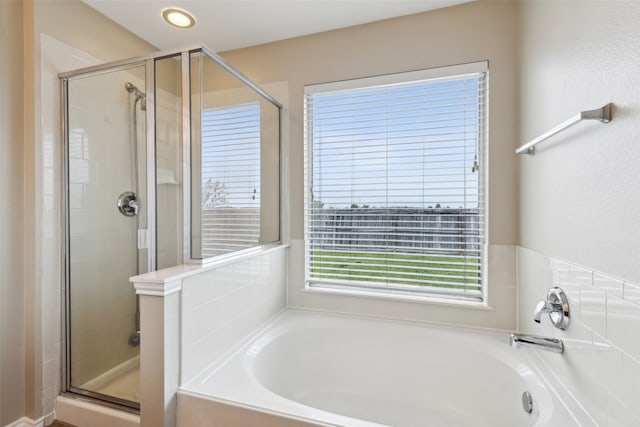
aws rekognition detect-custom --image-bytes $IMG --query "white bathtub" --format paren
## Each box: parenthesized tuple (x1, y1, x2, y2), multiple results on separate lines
(178, 310, 586, 427)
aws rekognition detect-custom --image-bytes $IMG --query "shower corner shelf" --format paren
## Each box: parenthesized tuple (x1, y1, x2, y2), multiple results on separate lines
(516, 103, 613, 155)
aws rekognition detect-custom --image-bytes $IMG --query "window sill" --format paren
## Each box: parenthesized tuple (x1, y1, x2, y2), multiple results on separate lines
(302, 283, 493, 311)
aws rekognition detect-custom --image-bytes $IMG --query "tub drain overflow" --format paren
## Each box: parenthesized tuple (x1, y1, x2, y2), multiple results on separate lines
(522, 391, 534, 414)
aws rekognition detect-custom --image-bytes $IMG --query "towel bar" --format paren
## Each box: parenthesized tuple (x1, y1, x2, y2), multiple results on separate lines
(516, 103, 612, 155)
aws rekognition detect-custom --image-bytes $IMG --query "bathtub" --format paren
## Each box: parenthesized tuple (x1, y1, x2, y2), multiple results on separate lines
(178, 310, 587, 427)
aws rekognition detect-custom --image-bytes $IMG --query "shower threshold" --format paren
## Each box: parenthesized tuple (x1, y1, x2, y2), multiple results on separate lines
(79, 356, 140, 404)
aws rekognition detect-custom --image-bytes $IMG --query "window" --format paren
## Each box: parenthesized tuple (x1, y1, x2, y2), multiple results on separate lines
(200, 103, 261, 256)
(304, 62, 487, 301)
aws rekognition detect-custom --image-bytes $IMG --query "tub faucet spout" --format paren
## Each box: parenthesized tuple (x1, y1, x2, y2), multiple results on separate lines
(510, 333, 564, 354)
(533, 300, 557, 323)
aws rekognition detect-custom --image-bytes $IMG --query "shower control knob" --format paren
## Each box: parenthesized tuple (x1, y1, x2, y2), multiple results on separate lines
(117, 191, 139, 217)
(128, 199, 139, 215)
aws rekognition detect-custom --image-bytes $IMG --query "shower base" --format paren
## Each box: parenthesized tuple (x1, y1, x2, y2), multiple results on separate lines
(80, 356, 140, 403)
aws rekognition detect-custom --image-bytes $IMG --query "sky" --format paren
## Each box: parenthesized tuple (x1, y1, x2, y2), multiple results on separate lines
(197, 72, 485, 211)
(308, 73, 485, 210)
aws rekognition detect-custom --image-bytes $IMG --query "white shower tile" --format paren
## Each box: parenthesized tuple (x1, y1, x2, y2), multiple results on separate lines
(620, 354, 640, 420)
(223, 289, 246, 321)
(180, 247, 289, 383)
(189, 336, 215, 377)
(517, 247, 549, 332)
(593, 272, 623, 298)
(186, 270, 215, 307)
(568, 264, 591, 325)
(593, 332, 622, 395)
(249, 255, 262, 280)
(580, 283, 607, 337)
(539, 339, 606, 427)
(214, 265, 236, 298)
(488, 245, 516, 288)
(624, 281, 640, 306)
(191, 300, 223, 337)
(233, 261, 250, 286)
(562, 327, 593, 378)
(607, 294, 640, 362)
(607, 392, 640, 427)
(261, 251, 271, 277)
(518, 248, 640, 427)
(181, 290, 192, 361)
(550, 257, 571, 288)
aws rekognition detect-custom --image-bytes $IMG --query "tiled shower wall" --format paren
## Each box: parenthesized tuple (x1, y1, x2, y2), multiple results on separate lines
(180, 246, 287, 384)
(518, 247, 640, 426)
(67, 64, 144, 386)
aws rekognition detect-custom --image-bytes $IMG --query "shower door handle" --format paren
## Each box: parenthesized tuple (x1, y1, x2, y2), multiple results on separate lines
(117, 191, 139, 217)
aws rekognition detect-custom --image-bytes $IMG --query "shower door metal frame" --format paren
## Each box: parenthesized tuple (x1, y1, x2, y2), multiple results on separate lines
(60, 44, 283, 411)
(187, 45, 283, 262)
(60, 58, 156, 411)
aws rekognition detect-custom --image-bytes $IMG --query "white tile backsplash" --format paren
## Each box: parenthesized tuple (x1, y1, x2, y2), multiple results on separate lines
(606, 393, 640, 427)
(518, 246, 640, 427)
(288, 240, 518, 331)
(580, 283, 607, 337)
(620, 353, 640, 420)
(623, 281, 640, 306)
(180, 246, 287, 384)
(593, 272, 624, 299)
(592, 332, 622, 395)
(606, 294, 640, 362)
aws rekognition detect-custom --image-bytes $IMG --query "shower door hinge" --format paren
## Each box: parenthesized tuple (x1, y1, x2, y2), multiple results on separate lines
(137, 229, 150, 249)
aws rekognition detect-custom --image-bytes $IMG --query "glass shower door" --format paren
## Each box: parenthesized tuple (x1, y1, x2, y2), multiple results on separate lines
(65, 64, 148, 408)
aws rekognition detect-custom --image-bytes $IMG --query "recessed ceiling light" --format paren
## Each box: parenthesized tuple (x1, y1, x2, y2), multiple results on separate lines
(161, 8, 196, 29)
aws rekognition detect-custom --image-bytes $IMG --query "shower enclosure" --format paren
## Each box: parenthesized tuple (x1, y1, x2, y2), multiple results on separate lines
(60, 46, 281, 409)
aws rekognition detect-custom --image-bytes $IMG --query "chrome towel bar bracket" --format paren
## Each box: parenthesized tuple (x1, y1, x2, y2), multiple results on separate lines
(516, 103, 612, 155)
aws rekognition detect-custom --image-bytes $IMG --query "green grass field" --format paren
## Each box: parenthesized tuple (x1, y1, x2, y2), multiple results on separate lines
(311, 250, 480, 290)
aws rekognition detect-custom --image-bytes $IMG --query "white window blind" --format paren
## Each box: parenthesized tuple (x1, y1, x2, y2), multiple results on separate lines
(201, 103, 261, 257)
(304, 63, 487, 301)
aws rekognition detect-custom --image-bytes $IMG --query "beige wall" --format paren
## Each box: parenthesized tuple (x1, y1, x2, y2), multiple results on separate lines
(34, 0, 156, 63)
(222, 0, 518, 245)
(0, 1, 27, 424)
(519, 0, 640, 283)
(518, 1, 640, 425)
(16, 0, 640, 422)
(0, 0, 158, 423)
(221, 0, 519, 330)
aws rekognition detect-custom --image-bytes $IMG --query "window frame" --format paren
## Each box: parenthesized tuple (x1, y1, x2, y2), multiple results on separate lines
(303, 61, 489, 303)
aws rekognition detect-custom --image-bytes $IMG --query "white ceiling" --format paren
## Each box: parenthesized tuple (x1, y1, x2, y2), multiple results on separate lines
(82, 0, 474, 53)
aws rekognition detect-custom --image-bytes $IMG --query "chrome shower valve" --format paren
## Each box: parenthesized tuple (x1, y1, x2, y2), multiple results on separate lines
(533, 287, 570, 330)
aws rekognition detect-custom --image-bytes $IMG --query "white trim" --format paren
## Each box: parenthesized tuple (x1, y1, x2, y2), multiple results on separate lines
(43, 411, 56, 427)
(133, 277, 182, 296)
(5, 417, 44, 427)
(304, 61, 488, 95)
(131, 243, 288, 294)
(302, 283, 493, 310)
(303, 63, 488, 303)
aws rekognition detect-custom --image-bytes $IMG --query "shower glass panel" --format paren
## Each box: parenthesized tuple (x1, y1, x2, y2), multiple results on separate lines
(190, 51, 280, 259)
(62, 45, 280, 411)
(66, 64, 148, 408)
(155, 54, 184, 269)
